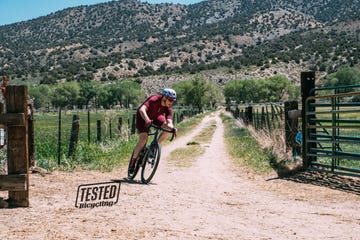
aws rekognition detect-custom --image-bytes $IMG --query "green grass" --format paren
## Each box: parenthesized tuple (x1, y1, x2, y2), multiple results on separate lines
(34, 110, 135, 171)
(167, 145, 205, 168)
(59, 137, 137, 172)
(167, 118, 215, 168)
(174, 113, 205, 138)
(192, 120, 216, 144)
(34, 109, 204, 172)
(221, 113, 275, 174)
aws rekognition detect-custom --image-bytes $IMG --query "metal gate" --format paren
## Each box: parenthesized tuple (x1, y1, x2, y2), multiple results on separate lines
(304, 84, 360, 176)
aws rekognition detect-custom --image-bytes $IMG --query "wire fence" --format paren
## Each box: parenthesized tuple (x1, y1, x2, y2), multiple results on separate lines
(227, 102, 285, 133)
(35, 107, 197, 165)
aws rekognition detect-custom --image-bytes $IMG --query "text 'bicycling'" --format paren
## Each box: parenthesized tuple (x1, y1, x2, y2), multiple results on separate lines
(75, 182, 121, 209)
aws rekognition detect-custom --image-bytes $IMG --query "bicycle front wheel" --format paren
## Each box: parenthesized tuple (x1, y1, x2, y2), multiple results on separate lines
(141, 143, 161, 184)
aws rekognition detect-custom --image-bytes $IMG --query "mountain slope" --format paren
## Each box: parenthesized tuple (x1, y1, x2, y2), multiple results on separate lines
(0, 0, 359, 84)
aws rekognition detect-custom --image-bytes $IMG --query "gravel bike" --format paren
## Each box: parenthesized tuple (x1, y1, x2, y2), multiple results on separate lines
(127, 125, 176, 184)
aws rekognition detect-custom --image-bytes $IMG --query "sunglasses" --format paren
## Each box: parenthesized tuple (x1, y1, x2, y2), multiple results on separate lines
(163, 97, 174, 104)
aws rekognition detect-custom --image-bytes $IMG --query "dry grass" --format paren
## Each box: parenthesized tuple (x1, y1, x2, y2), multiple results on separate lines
(167, 144, 205, 168)
(236, 118, 304, 177)
(168, 120, 217, 168)
(245, 123, 289, 160)
(192, 120, 217, 144)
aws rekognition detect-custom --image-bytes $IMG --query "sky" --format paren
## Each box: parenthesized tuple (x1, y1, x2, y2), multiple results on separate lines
(0, 0, 203, 26)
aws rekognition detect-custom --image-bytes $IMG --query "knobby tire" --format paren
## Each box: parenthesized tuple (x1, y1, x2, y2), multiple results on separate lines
(141, 143, 161, 184)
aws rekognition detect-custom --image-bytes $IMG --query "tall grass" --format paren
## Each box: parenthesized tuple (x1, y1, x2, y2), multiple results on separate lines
(221, 113, 275, 175)
(34, 109, 136, 171)
(34, 109, 204, 172)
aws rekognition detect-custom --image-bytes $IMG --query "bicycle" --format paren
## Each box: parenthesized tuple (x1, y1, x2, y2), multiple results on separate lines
(127, 124, 176, 184)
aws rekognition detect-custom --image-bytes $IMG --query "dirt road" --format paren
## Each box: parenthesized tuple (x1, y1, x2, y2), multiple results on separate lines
(1, 111, 359, 239)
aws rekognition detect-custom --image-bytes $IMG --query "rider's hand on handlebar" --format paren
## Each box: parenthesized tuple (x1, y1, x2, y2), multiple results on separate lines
(145, 119, 152, 128)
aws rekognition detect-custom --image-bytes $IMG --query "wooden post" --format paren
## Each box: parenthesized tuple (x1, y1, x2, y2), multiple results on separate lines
(131, 114, 136, 135)
(87, 110, 91, 142)
(261, 106, 265, 129)
(28, 104, 35, 167)
(118, 117, 123, 135)
(97, 120, 101, 142)
(68, 115, 80, 157)
(57, 108, 62, 165)
(255, 108, 259, 129)
(285, 101, 299, 151)
(6, 86, 29, 207)
(265, 105, 271, 133)
(245, 106, 253, 125)
(234, 107, 240, 119)
(0, 102, 4, 147)
(301, 71, 316, 167)
(109, 119, 112, 139)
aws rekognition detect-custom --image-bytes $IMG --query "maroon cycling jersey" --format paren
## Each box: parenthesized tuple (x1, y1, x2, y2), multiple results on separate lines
(136, 95, 173, 133)
(139, 94, 173, 120)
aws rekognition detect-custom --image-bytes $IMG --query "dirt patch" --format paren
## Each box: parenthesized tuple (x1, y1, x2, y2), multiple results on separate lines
(1, 111, 359, 239)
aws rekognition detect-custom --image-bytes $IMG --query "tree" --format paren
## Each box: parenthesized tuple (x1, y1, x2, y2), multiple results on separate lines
(224, 80, 239, 104)
(173, 77, 224, 111)
(190, 77, 207, 111)
(263, 75, 295, 102)
(106, 81, 144, 108)
(78, 81, 99, 109)
(119, 81, 144, 108)
(28, 84, 52, 109)
(224, 75, 297, 104)
(51, 83, 79, 109)
(203, 80, 224, 109)
(224, 79, 260, 103)
(323, 66, 360, 86)
(172, 80, 194, 106)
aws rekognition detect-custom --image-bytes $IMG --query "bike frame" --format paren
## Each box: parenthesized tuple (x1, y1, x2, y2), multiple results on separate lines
(127, 124, 175, 183)
(147, 124, 175, 147)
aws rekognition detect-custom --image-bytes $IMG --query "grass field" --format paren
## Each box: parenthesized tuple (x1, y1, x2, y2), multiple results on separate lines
(34, 109, 136, 171)
(33, 109, 202, 172)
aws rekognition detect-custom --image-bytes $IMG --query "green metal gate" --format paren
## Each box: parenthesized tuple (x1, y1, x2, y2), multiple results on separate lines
(304, 84, 360, 176)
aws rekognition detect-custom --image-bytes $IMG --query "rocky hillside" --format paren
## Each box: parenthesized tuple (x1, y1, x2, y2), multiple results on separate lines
(0, 0, 359, 87)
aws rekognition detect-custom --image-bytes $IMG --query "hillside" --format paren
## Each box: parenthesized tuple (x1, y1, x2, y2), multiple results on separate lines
(0, 0, 359, 86)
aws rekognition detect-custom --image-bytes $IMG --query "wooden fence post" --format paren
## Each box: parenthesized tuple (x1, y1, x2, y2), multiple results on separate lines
(0, 102, 4, 147)
(254, 109, 258, 129)
(285, 101, 299, 151)
(57, 108, 62, 165)
(234, 107, 240, 119)
(87, 110, 91, 142)
(109, 119, 112, 139)
(97, 120, 101, 142)
(28, 104, 35, 167)
(265, 105, 271, 133)
(245, 106, 253, 125)
(261, 106, 265, 129)
(131, 114, 136, 135)
(6, 86, 29, 207)
(301, 71, 316, 167)
(117, 117, 123, 136)
(68, 115, 80, 157)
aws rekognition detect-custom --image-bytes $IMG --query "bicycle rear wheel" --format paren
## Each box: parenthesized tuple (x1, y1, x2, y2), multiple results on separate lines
(141, 143, 161, 184)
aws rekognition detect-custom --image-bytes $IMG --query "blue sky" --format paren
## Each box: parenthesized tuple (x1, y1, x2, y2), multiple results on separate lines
(0, 0, 203, 26)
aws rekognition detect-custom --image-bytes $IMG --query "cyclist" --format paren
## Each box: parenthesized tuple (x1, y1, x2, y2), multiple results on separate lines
(129, 88, 178, 173)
